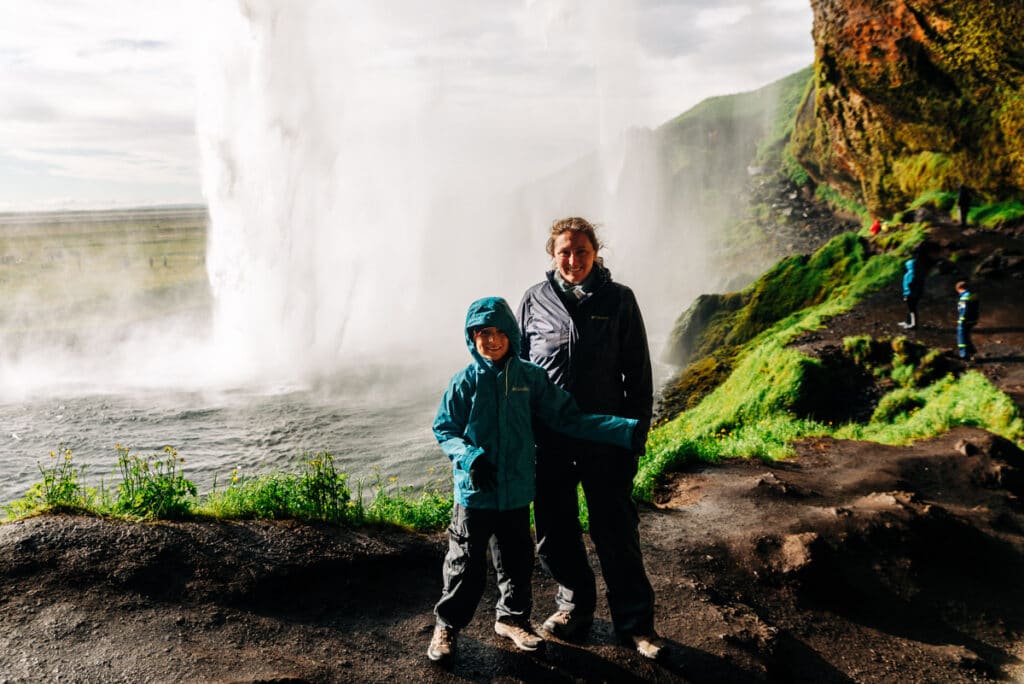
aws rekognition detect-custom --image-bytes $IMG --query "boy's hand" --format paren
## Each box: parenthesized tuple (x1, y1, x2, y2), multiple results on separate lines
(470, 457, 498, 491)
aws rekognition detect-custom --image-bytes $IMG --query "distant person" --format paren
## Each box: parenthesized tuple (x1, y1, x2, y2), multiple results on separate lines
(956, 281, 980, 360)
(899, 253, 925, 330)
(957, 184, 972, 226)
(869, 218, 881, 236)
(427, 296, 639, 665)
(517, 217, 662, 660)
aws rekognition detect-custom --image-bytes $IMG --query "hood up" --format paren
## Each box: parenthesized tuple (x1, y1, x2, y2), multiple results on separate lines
(464, 297, 520, 369)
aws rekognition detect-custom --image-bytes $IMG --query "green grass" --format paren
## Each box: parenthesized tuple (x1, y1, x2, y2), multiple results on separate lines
(638, 226, 1022, 500)
(837, 371, 1024, 445)
(970, 199, 1024, 227)
(0, 207, 209, 334)
(4, 447, 455, 532)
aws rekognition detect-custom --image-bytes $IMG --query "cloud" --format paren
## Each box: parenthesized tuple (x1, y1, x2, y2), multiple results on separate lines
(0, 0, 813, 210)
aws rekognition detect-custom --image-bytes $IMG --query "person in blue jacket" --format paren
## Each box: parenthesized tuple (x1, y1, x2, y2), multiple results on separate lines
(956, 280, 980, 359)
(899, 254, 925, 330)
(427, 296, 638, 665)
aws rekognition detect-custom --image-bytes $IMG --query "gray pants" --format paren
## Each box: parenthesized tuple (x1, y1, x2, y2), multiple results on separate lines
(534, 446, 656, 636)
(434, 503, 533, 630)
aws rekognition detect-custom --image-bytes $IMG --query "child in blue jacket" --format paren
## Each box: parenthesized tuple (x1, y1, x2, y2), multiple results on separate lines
(956, 281, 980, 359)
(427, 296, 638, 664)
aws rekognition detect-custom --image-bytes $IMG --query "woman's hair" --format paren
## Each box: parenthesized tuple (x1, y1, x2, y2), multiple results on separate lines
(545, 217, 603, 258)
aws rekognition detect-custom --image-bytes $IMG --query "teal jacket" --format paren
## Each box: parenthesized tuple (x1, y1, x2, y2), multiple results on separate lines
(434, 297, 637, 510)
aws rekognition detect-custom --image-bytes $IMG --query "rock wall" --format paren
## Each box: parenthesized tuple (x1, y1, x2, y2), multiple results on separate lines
(791, 0, 1024, 214)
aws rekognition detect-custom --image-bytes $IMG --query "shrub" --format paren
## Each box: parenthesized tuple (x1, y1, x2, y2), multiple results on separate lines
(4, 446, 92, 519)
(203, 472, 300, 520)
(115, 445, 197, 519)
(39, 445, 88, 509)
(293, 453, 351, 523)
(360, 469, 452, 531)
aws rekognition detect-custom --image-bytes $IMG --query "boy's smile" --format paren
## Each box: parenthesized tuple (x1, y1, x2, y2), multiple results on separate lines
(473, 326, 509, 362)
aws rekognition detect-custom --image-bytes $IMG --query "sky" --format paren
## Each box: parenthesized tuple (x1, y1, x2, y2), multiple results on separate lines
(0, 0, 814, 213)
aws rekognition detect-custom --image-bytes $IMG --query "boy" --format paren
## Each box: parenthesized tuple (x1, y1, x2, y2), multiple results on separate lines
(956, 281, 979, 360)
(427, 296, 639, 664)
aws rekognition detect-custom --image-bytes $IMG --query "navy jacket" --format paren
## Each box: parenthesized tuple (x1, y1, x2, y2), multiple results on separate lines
(957, 289, 979, 325)
(433, 297, 637, 510)
(517, 266, 653, 452)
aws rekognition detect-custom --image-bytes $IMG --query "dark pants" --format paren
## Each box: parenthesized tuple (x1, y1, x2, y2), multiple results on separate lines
(958, 322, 976, 358)
(434, 503, 533, 630)
(904, 295, 920, 327)
(534, 445, 655, 636)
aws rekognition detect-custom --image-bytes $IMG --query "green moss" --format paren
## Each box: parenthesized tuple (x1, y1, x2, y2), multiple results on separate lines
(839, 372, 1023, 446)
(971, 199, 1024, 227)
(909, 189, 957, 213)
(789, 1, 1024, 213)
(657, 352, 736, 424)
(640, 225, 1020, 500)
(892, 152, 955, 200)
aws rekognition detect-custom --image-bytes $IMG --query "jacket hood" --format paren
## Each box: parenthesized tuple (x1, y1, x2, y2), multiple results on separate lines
(465, 297, 520, 368)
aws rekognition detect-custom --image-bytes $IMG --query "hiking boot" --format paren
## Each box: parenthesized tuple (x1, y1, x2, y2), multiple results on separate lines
(427, 624, 456, 663)
(624, 632, 665, 660)
(541, 610, 593, 641)
(494, 618, 544, 652)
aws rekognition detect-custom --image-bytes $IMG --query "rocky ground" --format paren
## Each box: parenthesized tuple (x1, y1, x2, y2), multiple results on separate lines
(0, 217, 1021, 683)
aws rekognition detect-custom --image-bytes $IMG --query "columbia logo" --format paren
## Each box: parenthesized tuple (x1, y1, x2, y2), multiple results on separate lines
(511, 386, 530, 392)
(591, 315, 610, 320)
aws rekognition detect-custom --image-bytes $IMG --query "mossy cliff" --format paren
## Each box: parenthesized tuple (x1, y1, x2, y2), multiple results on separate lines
(790, 0, 1024, 215)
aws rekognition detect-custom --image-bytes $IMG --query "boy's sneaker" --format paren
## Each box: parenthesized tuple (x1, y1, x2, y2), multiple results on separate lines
(427, 624, 456, 663)
(541, 610, 593, 641)
(622, 632, 665, 660)
(494, 618, 544, 652)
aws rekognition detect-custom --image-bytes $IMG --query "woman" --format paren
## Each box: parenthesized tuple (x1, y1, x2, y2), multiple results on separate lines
(516, 217, 662, 659)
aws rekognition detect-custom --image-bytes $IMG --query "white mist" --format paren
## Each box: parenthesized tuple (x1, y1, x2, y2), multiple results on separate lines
(191, 1, 713, 386)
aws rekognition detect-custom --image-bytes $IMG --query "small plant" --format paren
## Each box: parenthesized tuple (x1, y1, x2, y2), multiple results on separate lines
(4, 445, 90, 519)
(203, 470, 299, 520)
(115, 445, 197, 519)
(294, 453, 351, 523)
(39, 445, 87, 508)
(360, 468, 451, 531)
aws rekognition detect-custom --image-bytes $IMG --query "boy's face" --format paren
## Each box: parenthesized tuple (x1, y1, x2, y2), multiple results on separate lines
(473, 326, 509, 361)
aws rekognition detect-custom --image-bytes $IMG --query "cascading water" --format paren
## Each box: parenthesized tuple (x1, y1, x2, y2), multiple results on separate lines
(0, 1, 736, 503)
(192, 1, 707, 385)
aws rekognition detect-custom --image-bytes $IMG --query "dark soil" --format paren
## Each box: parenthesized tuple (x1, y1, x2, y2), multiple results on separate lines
(1, 220, 1022, 683)
(2, 426, 1023, 683)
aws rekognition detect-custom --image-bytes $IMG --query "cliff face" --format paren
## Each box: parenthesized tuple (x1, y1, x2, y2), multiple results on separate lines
(791, 0, 1024, 214)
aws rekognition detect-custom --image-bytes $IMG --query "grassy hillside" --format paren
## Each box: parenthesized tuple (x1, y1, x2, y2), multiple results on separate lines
(641, 226, 1023, 501)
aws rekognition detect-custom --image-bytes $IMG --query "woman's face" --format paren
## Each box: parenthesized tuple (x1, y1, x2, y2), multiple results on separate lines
(552, 231, 596, 284)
